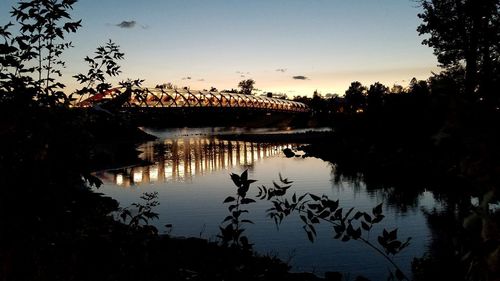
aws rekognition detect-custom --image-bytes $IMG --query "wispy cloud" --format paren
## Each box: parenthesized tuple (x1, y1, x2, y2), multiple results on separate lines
(182, 76, 192, 80)
(197, 78, 205, 81)
(276, 68, 287, 73)
(116, 20, 137, 29)
(292, 75, 309, 80)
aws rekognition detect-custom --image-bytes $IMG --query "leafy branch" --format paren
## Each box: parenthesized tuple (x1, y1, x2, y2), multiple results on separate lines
(10, 0, 81, 106)
(218, 170, 257, 251)
(118, 192, 160, 236)
(72, 40, 124, 103)
(257, 174, 412, 281)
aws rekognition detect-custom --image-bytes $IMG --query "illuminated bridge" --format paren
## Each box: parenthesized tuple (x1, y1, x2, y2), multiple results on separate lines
(78, 88, 309, 113)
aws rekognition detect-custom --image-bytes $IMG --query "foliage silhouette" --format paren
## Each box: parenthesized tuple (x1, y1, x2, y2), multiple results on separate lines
(256, 173, 412, 281)
(72, 40, 124, 103)
(223, 170, 412, 280)
(418, 0, 500, 104)
(344, 81, 367, 113)
(118, 192, 160, 235)
(238, 79, 255, 95)
(219, 170, 257, 251)
(1, 0, 81, 106)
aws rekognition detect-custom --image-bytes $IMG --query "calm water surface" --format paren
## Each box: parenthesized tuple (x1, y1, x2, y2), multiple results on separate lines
(94, 128, 442, 280)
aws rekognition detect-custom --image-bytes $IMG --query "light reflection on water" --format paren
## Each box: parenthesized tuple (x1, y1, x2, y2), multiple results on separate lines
(95, 129, 440, 280)
(96, 138, 292, 187)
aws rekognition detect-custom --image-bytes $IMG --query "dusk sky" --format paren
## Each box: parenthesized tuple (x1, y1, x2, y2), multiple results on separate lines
(1, 0, 441, 97)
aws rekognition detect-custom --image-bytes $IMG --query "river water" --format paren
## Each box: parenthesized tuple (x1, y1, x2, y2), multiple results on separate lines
(94, 127, 442, 280)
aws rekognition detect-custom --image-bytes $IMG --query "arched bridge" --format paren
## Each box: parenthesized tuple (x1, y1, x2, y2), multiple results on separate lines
(78, 88, 309, 113)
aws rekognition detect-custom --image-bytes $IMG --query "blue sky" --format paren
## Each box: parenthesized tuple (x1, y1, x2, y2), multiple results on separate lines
(0, 0, 440, 96)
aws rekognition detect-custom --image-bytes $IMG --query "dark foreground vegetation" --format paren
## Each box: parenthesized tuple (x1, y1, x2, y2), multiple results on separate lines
(1, 0, 499, 281)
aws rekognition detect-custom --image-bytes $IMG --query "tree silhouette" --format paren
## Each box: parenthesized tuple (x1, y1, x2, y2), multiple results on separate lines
(238, 79, 255, 95)
(4, 0, 81, 106)
(418, 0, 500, 103)
(367, 82, 388, 112)
(344, 81, 367, 113)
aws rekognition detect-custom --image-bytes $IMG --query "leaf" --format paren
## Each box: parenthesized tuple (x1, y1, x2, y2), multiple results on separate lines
(305, 228, 314, 243)
(222, 216, 233, 223)
(230, 173, 240, 187)
(298, 193, 308, 202)
(361, 221, 370, 231)
(241, 198, 256, 204)
(292, 193, 297, 203)
(387, 240, 402, 251)
(325, 199, 339, 211)
(318, 210, 331, 219)
(246, 179, 257, 185)
(241, 170, 248, 181)
(372, 214, 385, 224)
(353, 211, 363, 220)
(352, 227, 362, 239)
(308, 203, 321, 210)
(372, 203, 383, 216)
(257, 186, 263, 198)
(334, 208, 343, 219)
(378, 236, 386, 247)
(223, 196, 236, 203)
(346, 224, 355, 236)
(334, 224, 345, 234)
(388, 228, 398, 241)
(308, 224, 317, 236)
(363, 213, 372, 223)
(241, 219, 254, 224)
(300, 215, 308, 224)
(309, 193, 321, 201)
(307, 209, 314, 220)
(341, 235, 350, 242)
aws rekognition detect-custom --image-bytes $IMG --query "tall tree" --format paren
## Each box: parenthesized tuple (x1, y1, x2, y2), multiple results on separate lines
(238, 79, 255, 95)
(367, 82, 388, 111)
(344, 81, 367, 113)
(417, 0, 500, 101)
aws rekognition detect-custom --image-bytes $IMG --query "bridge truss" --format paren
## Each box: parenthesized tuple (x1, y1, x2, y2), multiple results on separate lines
(78, 88, 309, 113)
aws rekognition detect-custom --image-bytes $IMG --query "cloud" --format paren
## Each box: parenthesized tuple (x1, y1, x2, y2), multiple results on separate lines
(181, 76, 192, 80)
(116, 20, 137, 29)
(197, 78, 205, 81)
(276, 68, 287, 73)
(292, 75, 309, 80)
(240, 75, 245, 78)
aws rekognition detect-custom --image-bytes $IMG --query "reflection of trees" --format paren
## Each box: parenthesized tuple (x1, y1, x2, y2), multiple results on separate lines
(329, 163, 426, 214)
(107, 138, 287, 186)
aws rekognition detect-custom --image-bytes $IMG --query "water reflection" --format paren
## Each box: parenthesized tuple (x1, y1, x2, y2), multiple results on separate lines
(93, 129, 442, 280)
(98, 138, 295, 186)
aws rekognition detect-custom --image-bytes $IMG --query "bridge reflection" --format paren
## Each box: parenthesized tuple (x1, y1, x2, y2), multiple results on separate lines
(99, 138, 292, 187)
